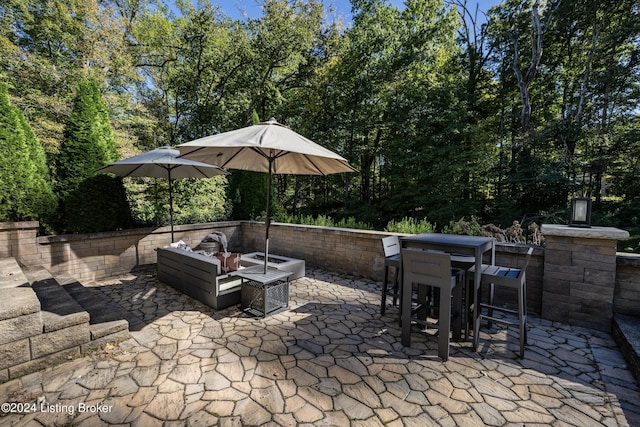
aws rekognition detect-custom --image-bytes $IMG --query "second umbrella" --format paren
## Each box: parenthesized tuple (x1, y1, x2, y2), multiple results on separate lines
(97, 145, 229, 242)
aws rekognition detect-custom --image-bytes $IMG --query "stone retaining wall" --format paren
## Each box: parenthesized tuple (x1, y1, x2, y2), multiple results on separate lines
(4, 220, 639, 383)
(0, 221, 243, 282)
(615, 254, 640, 316)
(1, 220, 639, 324)
(0, 259, 90, 383)
(541, 225, 630, 332)
(240, 221, 389, 279)
(245, 221, 545, 313)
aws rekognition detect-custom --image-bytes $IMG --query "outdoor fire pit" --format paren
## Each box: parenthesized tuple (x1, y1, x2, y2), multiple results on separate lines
(240, 252, 305, 280)
(237, 266, 292, 317)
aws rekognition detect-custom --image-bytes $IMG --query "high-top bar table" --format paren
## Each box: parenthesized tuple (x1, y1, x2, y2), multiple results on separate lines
(400, 233, 495, 349)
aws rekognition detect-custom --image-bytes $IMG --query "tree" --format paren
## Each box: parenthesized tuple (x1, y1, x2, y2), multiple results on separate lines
(485, 0, 568, 218)
(544, 0, 640, 201)
(0, 82, 56, 224)
(2, 0, 639, 234)
(56, 79, 119, 195)
(0, 0, 150, 154)
(319, 0, 476, 226)
(55, 77, 131, 232)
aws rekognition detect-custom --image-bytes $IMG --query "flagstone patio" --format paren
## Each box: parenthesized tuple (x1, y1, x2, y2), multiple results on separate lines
(1, 267, 639, 426)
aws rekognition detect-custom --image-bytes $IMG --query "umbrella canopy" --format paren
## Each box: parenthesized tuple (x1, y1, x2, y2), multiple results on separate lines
(97, 145, 228, 242)
(178, 118, 357, 175)
(179, 118, 357, 273)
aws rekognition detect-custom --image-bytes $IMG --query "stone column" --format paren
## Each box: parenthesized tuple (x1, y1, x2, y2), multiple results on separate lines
(0, 221, 39, 260)
(541, 224, 629, 332)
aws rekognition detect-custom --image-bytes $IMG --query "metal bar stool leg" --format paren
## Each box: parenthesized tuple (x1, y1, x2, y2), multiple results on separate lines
(381, 265, 390, 315)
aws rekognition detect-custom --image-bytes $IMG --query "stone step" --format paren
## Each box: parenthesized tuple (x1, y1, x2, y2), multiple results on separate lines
(0, 258, 40, 322)
(23, 264, 133, 341)
(61, 280, 137, 337)
(613, 314, 640, 385)
(21, 265, 89, 333)
(71, 275, 145, 331)
(0, 257, 29, 289)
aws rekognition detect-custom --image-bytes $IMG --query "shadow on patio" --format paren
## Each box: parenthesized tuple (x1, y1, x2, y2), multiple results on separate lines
(1, 267, 639, 426)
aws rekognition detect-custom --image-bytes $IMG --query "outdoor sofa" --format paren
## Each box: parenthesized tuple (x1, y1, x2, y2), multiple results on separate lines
(156, 246, 242, 309)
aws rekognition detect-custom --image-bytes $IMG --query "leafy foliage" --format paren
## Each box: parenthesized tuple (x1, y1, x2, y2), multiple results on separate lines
(1, 0, 639, 241)
(62, 174, 131, 233)
(385, 217, 436, 234)
(226, 112, 273, 221)
(0, 82, 56, 224)
(55, 78, 131, 232)
(172, 177, 230, 224)
(277, 213, 371, 230)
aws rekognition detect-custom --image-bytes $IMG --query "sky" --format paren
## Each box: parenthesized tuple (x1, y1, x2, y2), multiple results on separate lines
(204, 0, 502, 23)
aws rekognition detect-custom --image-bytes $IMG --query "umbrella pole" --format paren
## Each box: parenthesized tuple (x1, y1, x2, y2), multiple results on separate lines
(168, 169, 175, 243)
(264, 158, 273, 274)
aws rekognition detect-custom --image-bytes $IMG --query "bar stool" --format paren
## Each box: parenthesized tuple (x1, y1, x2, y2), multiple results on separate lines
(401, 248, 462, 361)
(423, 255, 474, 322)
(450, 254, 475, 335)
(467, 246, 533, 358)
(380, 236, 401, 315)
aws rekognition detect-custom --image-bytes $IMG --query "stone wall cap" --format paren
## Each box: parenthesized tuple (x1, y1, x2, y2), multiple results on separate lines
(616, 252, 640, 266)
(37, 221, 244, 244)
(541, 224, 630, 240)
(0, 221, 39, 231)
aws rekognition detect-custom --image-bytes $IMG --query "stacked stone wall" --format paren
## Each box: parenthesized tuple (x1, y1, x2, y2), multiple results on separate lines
(0, 259, 91, 383)
(0, 222, 40, 262)
(2, 220, 639, 331)
(615, 254, 640, 316)
(240, 221, 387, 279)
(0, 285, 42, 383)
(243, 222, 545, 314)
(0, 221, 243, 282)
(541, 225, 630, 332)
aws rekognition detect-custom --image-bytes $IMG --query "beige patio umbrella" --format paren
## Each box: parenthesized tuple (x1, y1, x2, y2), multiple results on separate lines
(178, 118, 357, 273)
(97, 145, 229, 243)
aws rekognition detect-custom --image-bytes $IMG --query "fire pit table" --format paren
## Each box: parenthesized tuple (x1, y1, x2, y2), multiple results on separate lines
(240, 252, 305, 280)
(236, 265, 293, 317)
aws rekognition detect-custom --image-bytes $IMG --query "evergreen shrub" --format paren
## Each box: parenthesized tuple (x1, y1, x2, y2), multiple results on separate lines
(62, 175, 132, 233)
(0, 82, 56, 224)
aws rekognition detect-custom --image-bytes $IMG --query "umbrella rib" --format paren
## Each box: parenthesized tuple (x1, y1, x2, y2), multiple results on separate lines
(192, 165, 215, 178)
(249, 146, 279, 161)
(177, 146, 208, 162)
(223, 148, 253, 168)
(164, 163, 207, 179)
(303, 155, 328, 176)
(163, 164, 176, 177)
(120, 163, 144, 177)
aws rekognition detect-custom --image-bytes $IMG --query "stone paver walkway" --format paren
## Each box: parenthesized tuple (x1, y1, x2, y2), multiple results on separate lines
(1, 268, 639, 426)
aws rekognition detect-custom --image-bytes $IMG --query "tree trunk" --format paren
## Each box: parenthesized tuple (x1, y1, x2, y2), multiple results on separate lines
(511, 0, 545, 136)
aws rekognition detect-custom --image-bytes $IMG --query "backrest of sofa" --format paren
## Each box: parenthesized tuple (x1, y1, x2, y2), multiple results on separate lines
(157, 246, 222, 276)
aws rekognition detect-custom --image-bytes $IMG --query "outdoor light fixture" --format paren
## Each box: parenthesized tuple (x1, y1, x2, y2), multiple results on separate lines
(569, 197, 592, 228)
